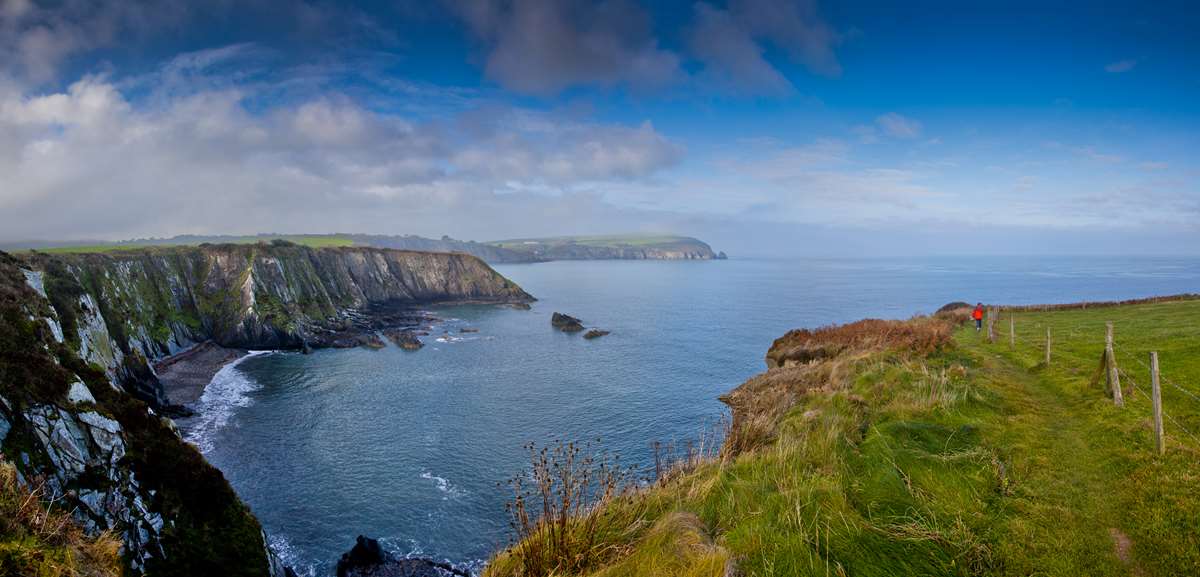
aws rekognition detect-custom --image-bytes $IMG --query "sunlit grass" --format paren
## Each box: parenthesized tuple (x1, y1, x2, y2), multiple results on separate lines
(487, 299, 1200, 576)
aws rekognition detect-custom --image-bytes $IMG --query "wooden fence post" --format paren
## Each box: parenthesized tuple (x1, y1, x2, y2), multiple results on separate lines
(1044, 327, 1051, 365)
(1009, 315, 1015, 349)
(1151, 351, 1164, 454)
(1106, 322, 1124, 406)
(987, 307, 996, 343)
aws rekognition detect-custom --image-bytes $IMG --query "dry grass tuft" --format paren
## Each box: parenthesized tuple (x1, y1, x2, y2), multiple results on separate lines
(0, 457, 121, 577)
(724, 315, 959, 455)
(766, 317, 956, 370)
(492, 441, 645, 577)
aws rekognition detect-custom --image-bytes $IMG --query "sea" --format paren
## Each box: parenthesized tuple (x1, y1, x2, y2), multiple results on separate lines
(175, 256, 1200, 575)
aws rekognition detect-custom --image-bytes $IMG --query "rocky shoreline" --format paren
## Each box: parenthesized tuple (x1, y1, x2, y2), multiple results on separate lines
(158, 307, 453, 411)
(155, 341, 248, 408)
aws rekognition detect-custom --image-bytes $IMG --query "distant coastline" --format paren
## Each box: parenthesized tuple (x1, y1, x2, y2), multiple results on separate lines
(2, 232, 727, 264)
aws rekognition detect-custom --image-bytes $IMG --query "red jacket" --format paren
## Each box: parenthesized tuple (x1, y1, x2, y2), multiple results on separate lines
(972, 307, 984, 320)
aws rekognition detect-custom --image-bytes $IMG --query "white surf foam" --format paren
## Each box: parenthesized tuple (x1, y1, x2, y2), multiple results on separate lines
(420, 470, 466, 500)
(268, 533, 317, 577)
(182, 350, 273, 454)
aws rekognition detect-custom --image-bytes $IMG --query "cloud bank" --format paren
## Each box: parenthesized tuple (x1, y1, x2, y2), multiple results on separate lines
(450, 0, 842, 95)
(0, 47, 683, 242)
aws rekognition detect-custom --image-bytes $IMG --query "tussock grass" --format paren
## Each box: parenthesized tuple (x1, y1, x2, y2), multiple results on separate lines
(491, 441, 649, 577)
(489, 299, 1200, 576)
(0, 458, 121, 577)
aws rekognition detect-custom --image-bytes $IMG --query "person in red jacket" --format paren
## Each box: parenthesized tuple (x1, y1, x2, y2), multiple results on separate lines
(972, 303, 984, 331)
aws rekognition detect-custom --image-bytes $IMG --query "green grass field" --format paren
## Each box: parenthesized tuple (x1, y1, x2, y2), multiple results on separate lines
(28, 234, 355, 254)
(486, 299, 1200, 577)
(488, 234, 698, 249)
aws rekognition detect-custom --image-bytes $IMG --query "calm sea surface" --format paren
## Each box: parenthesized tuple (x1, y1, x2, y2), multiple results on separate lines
(178, 256, 1200, 575)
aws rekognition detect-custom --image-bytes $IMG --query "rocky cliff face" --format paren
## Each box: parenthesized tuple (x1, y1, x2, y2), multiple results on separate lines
(0, 252, 272, 576)
(20, 243, 532, 407)
(0, 245, 532, 576)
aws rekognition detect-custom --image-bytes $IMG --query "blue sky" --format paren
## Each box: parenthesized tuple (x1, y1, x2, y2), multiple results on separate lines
(0, 0, 1197, 255)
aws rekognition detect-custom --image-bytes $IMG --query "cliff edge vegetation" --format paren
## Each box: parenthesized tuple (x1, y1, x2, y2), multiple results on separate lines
(485, 298, 1200, 577)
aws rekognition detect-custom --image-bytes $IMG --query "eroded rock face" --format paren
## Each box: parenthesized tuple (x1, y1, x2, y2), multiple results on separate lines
(20, 245, 532, 407)
(336, 536, 467, 577)
(2, 252, 279, 576)
(22, 405, 164, 571)
(551, 312, 585, 332)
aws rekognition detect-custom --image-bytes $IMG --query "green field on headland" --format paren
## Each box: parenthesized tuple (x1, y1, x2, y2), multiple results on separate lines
(488, 234, 699, 249)
(485, 298, 1200, 577)
(31, 235, 356, 253)
(11, 232, 722, 262)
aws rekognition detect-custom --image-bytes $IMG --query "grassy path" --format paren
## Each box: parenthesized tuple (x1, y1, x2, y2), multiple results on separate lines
(959, 302, 1200, 576)
(968, 345, 1129, 575)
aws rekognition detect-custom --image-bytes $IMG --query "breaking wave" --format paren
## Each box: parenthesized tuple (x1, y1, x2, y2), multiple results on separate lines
(182, 351, 273, 454)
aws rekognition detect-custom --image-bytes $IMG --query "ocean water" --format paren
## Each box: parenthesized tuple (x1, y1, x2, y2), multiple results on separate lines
(179, 256, 1200, 575)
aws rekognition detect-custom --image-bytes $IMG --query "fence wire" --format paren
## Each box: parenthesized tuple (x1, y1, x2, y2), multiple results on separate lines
(1118, 366, 1200, 447)
(984, 311, 1200, 449)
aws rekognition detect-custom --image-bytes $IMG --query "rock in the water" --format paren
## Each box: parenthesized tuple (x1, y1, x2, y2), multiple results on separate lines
(336, 536, 467, 577)
(551, 312, 585, 332)
(383, 329, 424, 350)
(459, 328, 478, 333)
(583, 329, 610, 339)
(508, 302, 532, 310)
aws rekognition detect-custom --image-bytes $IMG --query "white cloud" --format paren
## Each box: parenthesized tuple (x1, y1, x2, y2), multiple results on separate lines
(875, 112, 922, 139)
(0, 52, 684, 242)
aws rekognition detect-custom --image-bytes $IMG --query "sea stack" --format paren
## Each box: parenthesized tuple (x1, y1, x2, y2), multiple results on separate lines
(336, 536, 466, 577)
(551, 312, 585, 332)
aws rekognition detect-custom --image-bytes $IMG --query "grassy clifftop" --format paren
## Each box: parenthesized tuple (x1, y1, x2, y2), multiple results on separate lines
(485, 298, 1200, 576)
(9, 233, 725, 263)
(486, 235, 721, 260)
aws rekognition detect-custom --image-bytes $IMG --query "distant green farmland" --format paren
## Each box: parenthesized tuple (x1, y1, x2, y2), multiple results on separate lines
(488, 234, 698, 249)
(25, 235, 356, 254)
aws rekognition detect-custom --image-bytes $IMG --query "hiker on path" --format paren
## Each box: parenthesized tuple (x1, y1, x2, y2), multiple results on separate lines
(973, 303, 984, 331)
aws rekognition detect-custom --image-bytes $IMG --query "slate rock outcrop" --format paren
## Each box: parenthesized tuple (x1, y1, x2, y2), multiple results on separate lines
(551, 312, 585, 332)
(336, 536, 468, 577)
